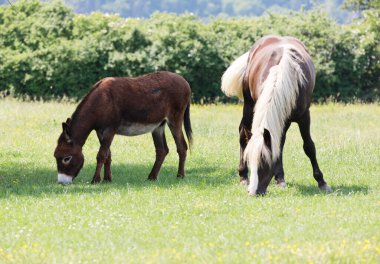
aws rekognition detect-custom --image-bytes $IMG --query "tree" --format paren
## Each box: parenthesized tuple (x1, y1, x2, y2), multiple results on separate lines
(343, 0, 380, 11)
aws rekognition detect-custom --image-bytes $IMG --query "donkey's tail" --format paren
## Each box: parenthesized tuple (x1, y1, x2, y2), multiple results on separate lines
(184, 102, 193, 148)
(244, 46, 306, 168)
(221, 52, 249, 100)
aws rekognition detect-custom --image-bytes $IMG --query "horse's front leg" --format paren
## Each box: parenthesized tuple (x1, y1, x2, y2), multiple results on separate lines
(273, 122, 290, 188)
(92, 129, 116, 184)
(238, 101, 253, 185)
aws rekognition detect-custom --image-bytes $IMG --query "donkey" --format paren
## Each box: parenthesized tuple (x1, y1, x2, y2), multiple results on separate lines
(54, 71, 192, 184)
(221, 35, 331, 195)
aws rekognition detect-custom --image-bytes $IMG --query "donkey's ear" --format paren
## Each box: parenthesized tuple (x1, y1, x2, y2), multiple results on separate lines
(66, 118, 72, 125)
(62, 122, 72, 142)
(263, 128, 271, 150)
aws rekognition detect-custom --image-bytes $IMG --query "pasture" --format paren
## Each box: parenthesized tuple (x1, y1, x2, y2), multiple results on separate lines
(0, 100, 379, 263)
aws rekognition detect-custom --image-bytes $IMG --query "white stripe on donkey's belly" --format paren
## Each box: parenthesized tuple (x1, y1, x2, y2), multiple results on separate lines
(116, 122, 162, 136)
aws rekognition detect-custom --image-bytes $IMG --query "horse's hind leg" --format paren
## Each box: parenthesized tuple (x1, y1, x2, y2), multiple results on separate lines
(148, 123, 169, 180)
(168, 120, 188, 178)
(298, 110, 331, 192)
(239, 101, 253, 185)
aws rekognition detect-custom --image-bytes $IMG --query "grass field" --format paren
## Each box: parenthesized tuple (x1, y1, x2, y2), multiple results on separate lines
(0, 100, 379, 263)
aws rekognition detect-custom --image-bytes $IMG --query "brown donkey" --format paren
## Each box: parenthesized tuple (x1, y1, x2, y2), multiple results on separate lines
(54, 71, 192, 184)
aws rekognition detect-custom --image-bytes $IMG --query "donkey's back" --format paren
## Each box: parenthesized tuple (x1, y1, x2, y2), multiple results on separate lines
(84, 71, 191, 128)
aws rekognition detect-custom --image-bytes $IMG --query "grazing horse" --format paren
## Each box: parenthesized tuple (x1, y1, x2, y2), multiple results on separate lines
(221, 35, 331, 195)
(54, 71, 192, 184)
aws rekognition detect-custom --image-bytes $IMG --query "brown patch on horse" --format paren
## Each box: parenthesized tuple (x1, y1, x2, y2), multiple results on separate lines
(54, 71, 192, 184)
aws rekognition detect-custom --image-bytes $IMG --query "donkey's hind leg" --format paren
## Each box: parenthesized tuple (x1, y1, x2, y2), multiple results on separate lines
(103, 149, 112, 182)
(298, 110, 331, 192)
(148, 123, 169, 180)
(168, 120, 188, 178)
(238, 101, 253, 185)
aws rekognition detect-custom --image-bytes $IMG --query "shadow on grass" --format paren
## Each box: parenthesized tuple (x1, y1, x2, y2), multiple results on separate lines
(0, 161, 235, 198)
(289, 182, 370, 196)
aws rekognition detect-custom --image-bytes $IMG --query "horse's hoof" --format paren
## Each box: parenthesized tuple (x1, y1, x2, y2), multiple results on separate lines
(240, 177, 248, 186)
(177, 174, 185, 179)
(240, 179, 248, 186)
(277, 181, 287, 188)
(319, 184, 332, 193)
(247, 186, 256, 196)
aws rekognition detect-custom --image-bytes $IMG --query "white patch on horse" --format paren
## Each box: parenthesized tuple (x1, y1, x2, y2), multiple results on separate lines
(221, 52, 249, 100)
(58, 173, 73, 184)
(248, 165, 258, 196)
(117, 122, 161, 136)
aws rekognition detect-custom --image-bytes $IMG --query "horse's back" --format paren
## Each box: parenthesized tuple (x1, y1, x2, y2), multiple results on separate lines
(245, 36, 315, 114)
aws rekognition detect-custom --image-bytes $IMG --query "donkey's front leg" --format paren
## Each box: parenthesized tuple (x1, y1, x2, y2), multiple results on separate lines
(92, 129, 116, 184)
(103, 149, 112, 182)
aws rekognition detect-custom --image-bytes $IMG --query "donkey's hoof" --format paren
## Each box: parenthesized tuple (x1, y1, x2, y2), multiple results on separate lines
(177, 174, 185, 179)
(319, 184, 332, 193)
(91, 178, 101, 184)
(102, 179, 112, 183)
(147, 176, 157, 181)
(103, 174, 112, 182)
(276, 181, 287, 188)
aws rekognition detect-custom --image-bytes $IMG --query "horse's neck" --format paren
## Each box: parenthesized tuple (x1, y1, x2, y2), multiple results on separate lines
(70, 110, 95, 147)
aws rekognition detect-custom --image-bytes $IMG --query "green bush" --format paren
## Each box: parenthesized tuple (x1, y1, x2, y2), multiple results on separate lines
(0, 0, 378, 102)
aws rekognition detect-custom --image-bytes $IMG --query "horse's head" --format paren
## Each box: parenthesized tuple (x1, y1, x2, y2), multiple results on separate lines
(247, 128, 274, 196)
(53, 118, 84, 184)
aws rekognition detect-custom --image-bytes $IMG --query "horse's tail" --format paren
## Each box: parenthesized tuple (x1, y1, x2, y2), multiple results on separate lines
(221, 52, 249, 100)
(183, 102, 193, 149)
(244, 46, 306, 168)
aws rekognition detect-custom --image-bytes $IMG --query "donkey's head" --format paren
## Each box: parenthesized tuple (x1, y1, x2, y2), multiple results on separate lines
(53, 118, 84, 184)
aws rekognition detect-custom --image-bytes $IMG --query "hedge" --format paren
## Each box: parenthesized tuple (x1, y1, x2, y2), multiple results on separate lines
(0, 0, 379, 102)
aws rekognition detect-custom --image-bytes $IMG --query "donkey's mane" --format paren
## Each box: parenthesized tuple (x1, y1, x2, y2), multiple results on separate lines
(69, 80, 104, 128)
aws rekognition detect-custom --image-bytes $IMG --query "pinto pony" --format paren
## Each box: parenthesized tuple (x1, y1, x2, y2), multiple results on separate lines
(221, 36, 331, 195)
(54, 71, 192, 184)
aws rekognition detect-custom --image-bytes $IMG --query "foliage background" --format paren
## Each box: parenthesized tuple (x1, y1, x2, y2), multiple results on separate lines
(0, 0, 353, 22)
(0, 0, 379, 102)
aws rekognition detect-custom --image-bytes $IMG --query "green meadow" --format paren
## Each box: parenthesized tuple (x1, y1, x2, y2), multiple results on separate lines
(0, 100, 379, 263)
